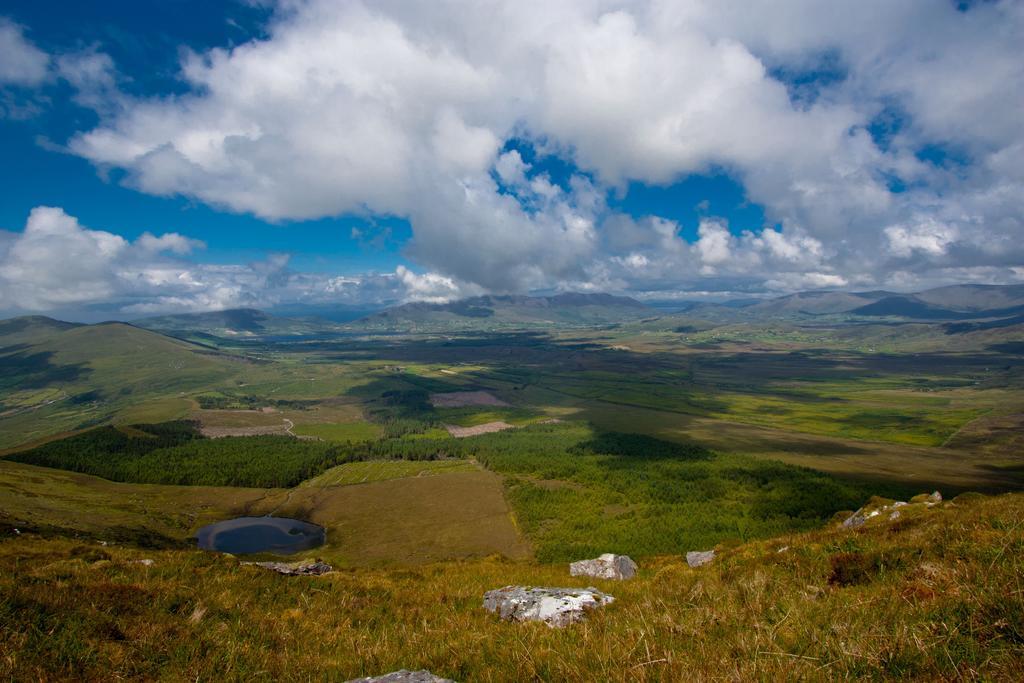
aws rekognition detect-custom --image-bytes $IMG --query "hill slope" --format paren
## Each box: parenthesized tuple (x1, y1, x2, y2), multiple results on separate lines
(0, 319, 244, 449)
(1, 491, 1020, 680)
(354, 292, 652, 330)
(135, 308, 343, 342)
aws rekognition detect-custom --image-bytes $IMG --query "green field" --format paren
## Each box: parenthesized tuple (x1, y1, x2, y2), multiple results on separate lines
(301, 458, 478, 486)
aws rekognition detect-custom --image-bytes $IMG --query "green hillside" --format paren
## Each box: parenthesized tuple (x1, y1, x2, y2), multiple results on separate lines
(0, 320, 244, 449)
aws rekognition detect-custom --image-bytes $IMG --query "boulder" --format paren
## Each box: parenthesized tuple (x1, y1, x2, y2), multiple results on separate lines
(244, 560, 332, 576)
(569, 553, 637, 580)
(483, 586, 614, 628)
(686, 550, 715, 568)
(346, 671, 454, 683)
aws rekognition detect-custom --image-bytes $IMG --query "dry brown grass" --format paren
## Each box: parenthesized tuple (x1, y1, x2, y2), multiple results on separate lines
(2, 492, 1022, 681)
(267, 469, 531, 566)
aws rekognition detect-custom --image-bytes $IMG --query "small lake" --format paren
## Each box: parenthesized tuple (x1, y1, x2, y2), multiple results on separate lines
(196, 517, 325, 555)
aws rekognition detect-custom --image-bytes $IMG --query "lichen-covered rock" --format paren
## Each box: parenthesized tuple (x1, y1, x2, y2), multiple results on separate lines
(569, 553, 637, 580)
(844, 493, 943, 529)
(345, 670, 454, 683)
(244, 560, 332, 576)
(686, 550, 715, 568)
(483, 586, 614, 628)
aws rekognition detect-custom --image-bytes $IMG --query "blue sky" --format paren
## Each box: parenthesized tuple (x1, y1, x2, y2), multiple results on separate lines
(0, 0, 765, 275)
(1, 1, 1022, 318)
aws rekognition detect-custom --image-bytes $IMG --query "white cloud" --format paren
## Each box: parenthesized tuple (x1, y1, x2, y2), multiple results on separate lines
(0, 207, 474, 316)
(884, 217, 958, 258)
(0, 18, 48, 86)
(10, 0, 1022, 299)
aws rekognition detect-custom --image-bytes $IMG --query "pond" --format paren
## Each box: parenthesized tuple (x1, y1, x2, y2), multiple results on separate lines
(195, 516, 326, 555)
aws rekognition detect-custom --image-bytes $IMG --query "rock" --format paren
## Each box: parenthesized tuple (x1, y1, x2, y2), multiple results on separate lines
(842, 507, 872, 528)
(928, 490, 942, 505)
(483, 586, 614, 628)
(244, 560, 333, 576)
(686, 550, 715, 567)
(889, 510, 901, 521)
(346, 671, 454, 683)
(133, 559, 155, 567)
(569, 553, 637, 580)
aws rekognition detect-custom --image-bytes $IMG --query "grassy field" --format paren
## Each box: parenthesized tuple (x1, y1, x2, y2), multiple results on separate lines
(0, 460, 276, 546)
(301, 459, 477, 486)
(2, 491, 1021, 680)
(0, 458, 528, 566)
(275, 468, 531, 565)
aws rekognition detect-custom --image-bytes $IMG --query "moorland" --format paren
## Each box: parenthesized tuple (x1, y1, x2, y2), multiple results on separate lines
(1, 286, 1023, 680)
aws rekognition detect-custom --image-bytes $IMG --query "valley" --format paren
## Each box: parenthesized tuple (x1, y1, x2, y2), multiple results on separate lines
(2, 287, 1023, 680)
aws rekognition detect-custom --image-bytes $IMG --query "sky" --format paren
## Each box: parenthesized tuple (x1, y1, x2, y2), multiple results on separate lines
(1, 0, 1022, 320)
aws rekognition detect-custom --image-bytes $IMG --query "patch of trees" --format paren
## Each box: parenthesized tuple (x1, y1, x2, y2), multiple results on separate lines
(7, 420, 457, 488)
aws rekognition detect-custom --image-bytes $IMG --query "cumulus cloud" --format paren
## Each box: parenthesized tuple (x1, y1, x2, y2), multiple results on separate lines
(23, 0, 1024, 299)
(0, 207, 473, 316)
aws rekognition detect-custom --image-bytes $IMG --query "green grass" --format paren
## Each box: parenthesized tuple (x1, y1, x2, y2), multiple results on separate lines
(301, 458, 477, 486)
(434, 406, 543, 427)
(464, 423, 915, 562)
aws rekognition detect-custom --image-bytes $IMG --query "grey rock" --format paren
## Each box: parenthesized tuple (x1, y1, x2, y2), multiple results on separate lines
(569, 553, 637, 580)
(686, 550, 715, 568)
(841, 507, 870, 528)
(483, 585, 614, 628)
(927, 490, 943, 505)
(244, 560, 332, 576)
(346, 671, 454, 683)
(133, 559, 156, 567)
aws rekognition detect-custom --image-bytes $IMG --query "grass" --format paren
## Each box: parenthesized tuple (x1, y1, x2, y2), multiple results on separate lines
(2, 492, 1022, 680)
(301, 459, 477, 486)
(0, 459, 528, 566)
(276, 469, 531, 566)
(0, 460, 276, 546)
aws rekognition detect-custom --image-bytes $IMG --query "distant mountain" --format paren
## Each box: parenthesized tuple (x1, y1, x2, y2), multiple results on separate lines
(135, 308, 344, 341)
(675, 283, 1024, 322)
(913, 284, 1024, 312)
(746, 290, 891, 316)
(353, 292, 652, 329)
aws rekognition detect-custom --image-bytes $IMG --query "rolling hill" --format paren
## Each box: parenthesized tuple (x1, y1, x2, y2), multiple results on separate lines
(0, 319, 245, 449)
(671, 283, 1024, 322)
(135, 308, 345, 342)
(351, 292, 652, 330)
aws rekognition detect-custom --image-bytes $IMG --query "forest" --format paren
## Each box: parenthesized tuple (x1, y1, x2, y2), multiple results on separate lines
(8, 419, 916, 560)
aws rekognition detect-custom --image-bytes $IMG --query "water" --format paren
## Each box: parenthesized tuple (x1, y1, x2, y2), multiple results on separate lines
(195, 516, 325, 555)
